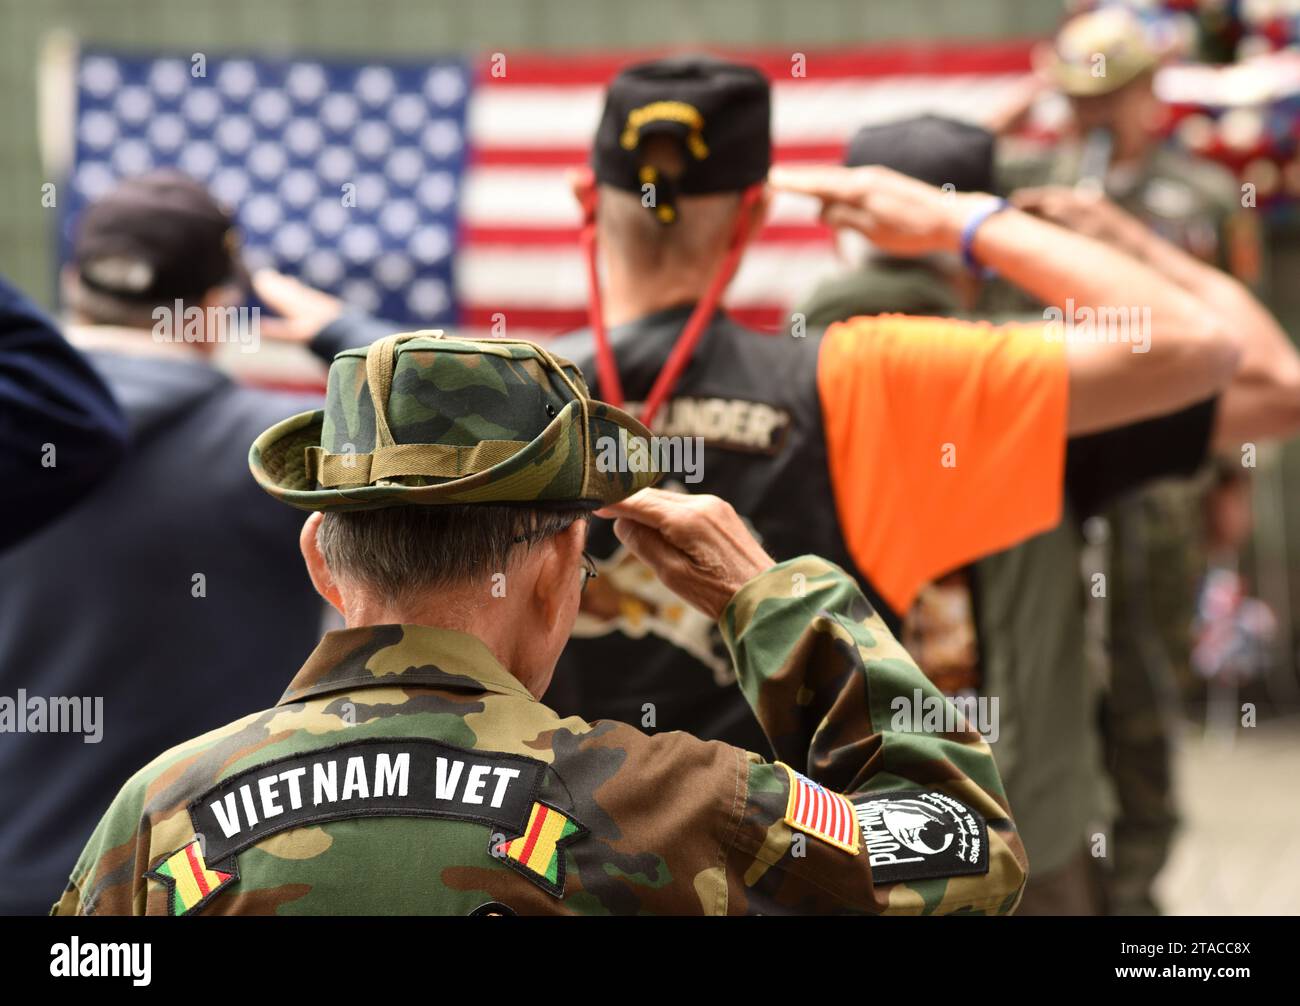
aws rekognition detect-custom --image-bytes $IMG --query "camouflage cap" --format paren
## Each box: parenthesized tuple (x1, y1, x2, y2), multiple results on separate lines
(1044, 8, 1159, 99)
(250, 331, 660, 512)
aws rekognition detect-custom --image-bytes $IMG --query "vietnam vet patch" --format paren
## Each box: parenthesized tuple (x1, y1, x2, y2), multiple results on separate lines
(145, 840, 238, 916)
(189, 738, 546, 861)
(779, 763, 860, 854)
(853, 789, 988, 884)
(187, 737, 587, 897)
(497, 801, 587, 898)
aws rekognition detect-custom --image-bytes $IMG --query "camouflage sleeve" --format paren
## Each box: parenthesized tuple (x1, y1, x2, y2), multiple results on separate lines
(50, 772, 152, 916)
(717, 556, 1027, 914)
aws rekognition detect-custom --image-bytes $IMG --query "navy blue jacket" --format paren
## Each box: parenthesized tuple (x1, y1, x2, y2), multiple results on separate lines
(0, 276, 127, 549)
(0, 319, 375, 914)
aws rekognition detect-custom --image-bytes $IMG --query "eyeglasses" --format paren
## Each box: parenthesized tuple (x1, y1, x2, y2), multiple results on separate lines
(511, 531, 597, 593)
(579, 551, 598, 594)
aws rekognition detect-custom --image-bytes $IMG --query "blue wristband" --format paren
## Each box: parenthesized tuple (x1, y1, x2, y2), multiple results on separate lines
(959, 197, 1011, 278)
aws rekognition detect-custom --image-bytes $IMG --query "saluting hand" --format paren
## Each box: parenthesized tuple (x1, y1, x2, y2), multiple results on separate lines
(595, 488, 775, 621)
(252, 269, 345, 345)
(769, 163, 990, 258)
(1011, 185, 1150, 252)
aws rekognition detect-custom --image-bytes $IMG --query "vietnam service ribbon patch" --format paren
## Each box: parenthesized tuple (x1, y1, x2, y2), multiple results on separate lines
(779, 763, 860, 855)
(146, 840, 238, 916)
(498, 801, 587, 898)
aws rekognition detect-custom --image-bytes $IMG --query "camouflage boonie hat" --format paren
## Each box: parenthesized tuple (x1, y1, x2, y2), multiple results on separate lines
(250, 331, 660, 512)
(1044, 8, 1159, 99)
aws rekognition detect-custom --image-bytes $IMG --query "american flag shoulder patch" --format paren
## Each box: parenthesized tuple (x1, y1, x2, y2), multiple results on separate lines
(778, 763, 860, 855)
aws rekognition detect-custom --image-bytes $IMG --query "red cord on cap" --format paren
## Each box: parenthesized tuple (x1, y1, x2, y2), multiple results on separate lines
(580, 178, 763, 429)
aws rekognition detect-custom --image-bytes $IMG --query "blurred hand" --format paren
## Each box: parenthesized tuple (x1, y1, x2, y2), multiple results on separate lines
(252, 269, 344, 344)
(595, 488, 775, 620)
(769, 164, 988, 257)
(1011, 185, 1148, 251)
(983, 73, 1046, 135)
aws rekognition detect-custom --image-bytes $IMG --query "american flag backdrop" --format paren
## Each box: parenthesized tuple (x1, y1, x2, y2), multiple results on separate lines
(64, 44, 1040, 381)
(65, 52, 472, 335)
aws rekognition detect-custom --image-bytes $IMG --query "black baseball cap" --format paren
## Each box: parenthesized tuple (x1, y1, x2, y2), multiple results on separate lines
(843, 115, 996, 195)
(73, 170, 248, 304)
(592, 56, 770, 222)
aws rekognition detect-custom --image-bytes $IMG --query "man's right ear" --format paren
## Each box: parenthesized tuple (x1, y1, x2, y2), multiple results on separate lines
(300, 512, 345, 615)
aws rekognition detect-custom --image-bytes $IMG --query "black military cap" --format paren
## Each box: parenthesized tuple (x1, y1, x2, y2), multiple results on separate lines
(592, 55, 771, 222)
(73, 170, 247, 305)
(844, 115, 996, 194)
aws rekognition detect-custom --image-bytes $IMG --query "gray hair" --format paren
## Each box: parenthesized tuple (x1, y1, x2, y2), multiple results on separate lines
(318, 504, 588, 603)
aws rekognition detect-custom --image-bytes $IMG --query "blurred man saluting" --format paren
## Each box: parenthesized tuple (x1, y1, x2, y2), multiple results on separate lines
(0, 172, 343, 914)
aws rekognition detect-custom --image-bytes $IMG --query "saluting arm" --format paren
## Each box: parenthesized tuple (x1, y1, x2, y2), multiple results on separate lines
(600, 488, 1027, 915)
(717, 555, 1026, 914)
(770, 165, 1241, 438)
(250, 269, 399, 360)
(1013, 186, 1300, 451)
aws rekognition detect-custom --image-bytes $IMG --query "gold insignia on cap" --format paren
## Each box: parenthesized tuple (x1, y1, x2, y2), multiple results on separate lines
(620, 101, 709, 160)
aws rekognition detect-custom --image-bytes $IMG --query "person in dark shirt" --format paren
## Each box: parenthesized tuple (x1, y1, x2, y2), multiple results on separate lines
(0, 274, 127, 549)
(0, 172, 375, 915)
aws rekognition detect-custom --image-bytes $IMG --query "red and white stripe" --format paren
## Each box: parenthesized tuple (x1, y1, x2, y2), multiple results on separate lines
(459, 42, 1040, 339)
(228, 42, 1049, 386)
(789, 770, 857, 850)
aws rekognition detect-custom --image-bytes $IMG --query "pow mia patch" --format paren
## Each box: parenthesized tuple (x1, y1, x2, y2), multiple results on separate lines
(853, 790, 988, 884)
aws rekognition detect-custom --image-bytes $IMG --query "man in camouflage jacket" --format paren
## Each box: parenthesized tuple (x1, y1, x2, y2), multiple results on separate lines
(53, 332, 1027, 915)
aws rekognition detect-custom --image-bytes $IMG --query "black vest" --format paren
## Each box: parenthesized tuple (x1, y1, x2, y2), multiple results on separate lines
(546, 305, 891, 753)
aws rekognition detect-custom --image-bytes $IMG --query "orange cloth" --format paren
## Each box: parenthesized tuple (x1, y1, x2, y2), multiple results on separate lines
(817, 314, 1069, 615)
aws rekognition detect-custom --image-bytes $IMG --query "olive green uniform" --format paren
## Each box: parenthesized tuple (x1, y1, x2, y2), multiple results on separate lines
(997, 138, 1248, 914)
